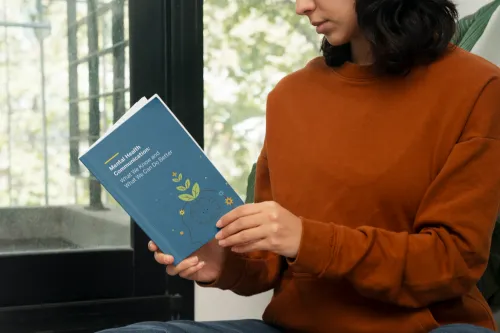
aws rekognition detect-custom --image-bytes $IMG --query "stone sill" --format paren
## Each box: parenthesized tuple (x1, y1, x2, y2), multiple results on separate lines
(0, 205, 131, 254)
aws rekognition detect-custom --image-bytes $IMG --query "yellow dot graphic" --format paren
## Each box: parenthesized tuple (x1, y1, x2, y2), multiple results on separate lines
(180, 231, 184, 236)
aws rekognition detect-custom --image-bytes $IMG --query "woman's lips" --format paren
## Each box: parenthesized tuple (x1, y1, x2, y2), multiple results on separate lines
(313, 21, 330, 34)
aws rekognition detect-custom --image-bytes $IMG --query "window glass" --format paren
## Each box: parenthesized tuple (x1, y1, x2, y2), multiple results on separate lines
(203, 0, 321, 198)
(0, 0, 131, 253)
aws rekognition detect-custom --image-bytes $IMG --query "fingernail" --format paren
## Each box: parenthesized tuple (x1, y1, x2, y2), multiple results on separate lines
(216, 220, 222, 227)
(218, 240, 226, 246)
(215, 232, 221, 239)
(148, 241, 152, 249)
(191, 256, 199, 263)
(199, 261, 205, 267)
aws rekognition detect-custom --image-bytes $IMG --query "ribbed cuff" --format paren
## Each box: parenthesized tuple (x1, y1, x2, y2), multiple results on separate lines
(196, 248, 247, 290)
(287, 217, 338, 276)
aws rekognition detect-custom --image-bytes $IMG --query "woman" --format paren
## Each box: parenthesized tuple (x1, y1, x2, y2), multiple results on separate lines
(100, 0, 500, 332)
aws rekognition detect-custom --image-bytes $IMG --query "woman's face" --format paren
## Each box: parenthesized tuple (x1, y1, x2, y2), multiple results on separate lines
(295, 0, 359, 45)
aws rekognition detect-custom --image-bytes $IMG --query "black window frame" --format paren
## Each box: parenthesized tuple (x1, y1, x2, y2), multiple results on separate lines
(0, 0, 202, 332)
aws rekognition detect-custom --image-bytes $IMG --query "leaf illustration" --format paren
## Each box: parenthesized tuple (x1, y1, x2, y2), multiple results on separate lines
(176, 186, 186, 191)
(192, 183, 200, 198)
(172, 177, 180, 183)
(185, 179, 191, 189)
(179, 193, 195, 201)
(178, 173, 183, 181)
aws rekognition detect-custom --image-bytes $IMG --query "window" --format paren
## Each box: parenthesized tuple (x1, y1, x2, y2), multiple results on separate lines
(0, 1, 200, 331)
(194, 0, 323, 320)
(0, 0, 131, 256)
(203, 0, 321, 198)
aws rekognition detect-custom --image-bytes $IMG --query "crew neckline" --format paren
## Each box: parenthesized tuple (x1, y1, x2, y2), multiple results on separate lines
(332, 61, 378, 80)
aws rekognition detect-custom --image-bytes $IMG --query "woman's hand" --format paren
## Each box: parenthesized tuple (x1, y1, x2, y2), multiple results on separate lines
(215, 201, 302, 258)
(149, 239, 225, 283)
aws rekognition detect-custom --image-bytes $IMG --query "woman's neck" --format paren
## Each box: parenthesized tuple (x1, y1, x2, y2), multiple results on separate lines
(350, 37, 373, 66)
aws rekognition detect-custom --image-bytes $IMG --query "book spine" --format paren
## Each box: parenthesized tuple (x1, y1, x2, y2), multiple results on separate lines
(79, 155, 179, 260)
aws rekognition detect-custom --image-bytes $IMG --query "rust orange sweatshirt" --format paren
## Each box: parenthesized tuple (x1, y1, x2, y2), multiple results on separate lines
(203, 46, 500, 333)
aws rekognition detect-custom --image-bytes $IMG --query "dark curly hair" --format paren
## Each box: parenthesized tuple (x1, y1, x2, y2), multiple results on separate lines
(321, 0, 459, 75)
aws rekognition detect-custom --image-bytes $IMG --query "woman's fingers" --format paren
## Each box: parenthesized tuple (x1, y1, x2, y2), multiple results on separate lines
(218, 225, 267, 248)
(154, 251, 174, 265)
(232, 238, 268, 253)
(151, 240, 202, 279)
(179, 261, 205, 279)
(216, 215, 261, 240)
(150, 241, 175, 264)
(217, 203, 261, 228)
(166, 256, 199, 276)
(148, 241, 158, 252)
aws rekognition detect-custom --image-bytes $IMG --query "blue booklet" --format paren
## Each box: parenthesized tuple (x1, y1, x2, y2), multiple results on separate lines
(79, 95, 243, 265)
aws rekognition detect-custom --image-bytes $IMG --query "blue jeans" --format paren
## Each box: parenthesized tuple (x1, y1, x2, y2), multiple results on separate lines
(96, 319, 280, 333)
(96, 320, 496, 333)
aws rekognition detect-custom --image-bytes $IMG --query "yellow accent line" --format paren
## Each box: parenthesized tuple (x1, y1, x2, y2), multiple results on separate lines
(105, 152, 120, 165)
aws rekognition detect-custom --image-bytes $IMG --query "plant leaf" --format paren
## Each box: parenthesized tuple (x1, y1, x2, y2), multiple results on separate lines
(176, 186, 186, 191)
(192, 183, 200, 198)
(178, 173, 183, 181)
(172, 177, 180, 183)
(185, 179, 191, 189)
(179, 194, 194, 201)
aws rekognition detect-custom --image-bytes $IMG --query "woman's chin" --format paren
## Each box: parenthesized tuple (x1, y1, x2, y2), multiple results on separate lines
(323, 34, 350, 46)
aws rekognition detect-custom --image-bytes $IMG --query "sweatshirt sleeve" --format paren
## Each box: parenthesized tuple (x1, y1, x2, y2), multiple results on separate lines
(199, 138, 283, 296)
(288, 77, 500, 308)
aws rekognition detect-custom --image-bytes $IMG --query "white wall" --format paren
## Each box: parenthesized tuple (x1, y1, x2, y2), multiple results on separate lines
(195, 287, 272, 321)
(194, 0, 495, 322)
(454, 0, 493, 17)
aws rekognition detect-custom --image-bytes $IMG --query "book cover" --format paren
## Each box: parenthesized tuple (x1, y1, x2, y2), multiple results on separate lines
(79, 95, 243, 265)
